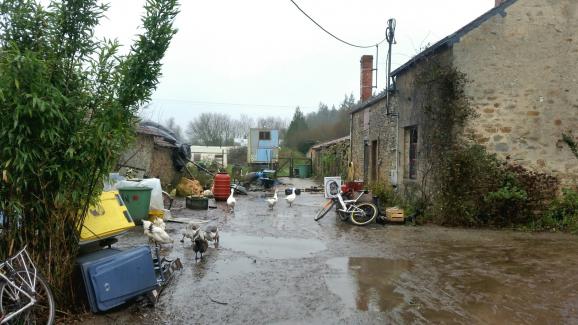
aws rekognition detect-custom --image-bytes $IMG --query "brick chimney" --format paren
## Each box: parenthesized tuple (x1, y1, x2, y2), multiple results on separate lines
(360, 55, 373, 102)
(495, 0, 505, 7)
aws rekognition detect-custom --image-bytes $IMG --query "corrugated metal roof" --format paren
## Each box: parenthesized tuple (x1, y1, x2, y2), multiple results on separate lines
(391, 0, 518, 77)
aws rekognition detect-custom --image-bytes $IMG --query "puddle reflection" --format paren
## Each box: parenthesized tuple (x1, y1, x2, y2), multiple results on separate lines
(325, 257, 412, 312)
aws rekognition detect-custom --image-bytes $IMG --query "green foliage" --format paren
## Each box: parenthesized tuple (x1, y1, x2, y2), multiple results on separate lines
(562, 133, 578, 160)
(370, 183, 400, 208)
(429, 145, 502, 226)
(0, 0, 179, 307)
(286, 94, 356, 153)
(413, 62, 560, 228)
(285, 107, 309, 152)
(535, 189, 578, 232)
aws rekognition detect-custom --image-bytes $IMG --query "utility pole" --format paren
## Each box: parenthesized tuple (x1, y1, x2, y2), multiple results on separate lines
(386, 18, 396, 115)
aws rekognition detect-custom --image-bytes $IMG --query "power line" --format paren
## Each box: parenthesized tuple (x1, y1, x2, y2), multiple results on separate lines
(289, 0, 386, 49)
(151, 97, 319, 111)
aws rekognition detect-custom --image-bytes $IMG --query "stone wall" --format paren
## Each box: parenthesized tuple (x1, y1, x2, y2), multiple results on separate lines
(149, 145, 180, 188)
(350, 95, 397, 185)
(394, 50, 453, 192)
(452, 0, 578, 186)
(118, 133, 154, 173)
(311, 138, 350, 179)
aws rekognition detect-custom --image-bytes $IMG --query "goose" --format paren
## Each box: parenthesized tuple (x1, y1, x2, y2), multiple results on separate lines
(204, 225, 220, 246)
(192, 228, 209, 260)
(142, 220, 173, 246)
(226, 188, 236, 212)
(286, 188, 296, 207)
(266, 190, 278, 209)
(180, 222, 200, 243)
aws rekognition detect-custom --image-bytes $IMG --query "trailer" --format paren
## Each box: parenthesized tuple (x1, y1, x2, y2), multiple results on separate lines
(247, 128, 279, 168)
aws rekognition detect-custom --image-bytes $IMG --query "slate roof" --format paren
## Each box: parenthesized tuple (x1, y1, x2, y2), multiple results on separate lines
(350, 0, 518, 115)
(311, 136, 350, 150)
(391, 0, 518, 77)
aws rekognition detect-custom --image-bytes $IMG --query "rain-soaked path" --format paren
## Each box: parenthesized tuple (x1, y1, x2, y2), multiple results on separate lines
(82, 178, 578, 324)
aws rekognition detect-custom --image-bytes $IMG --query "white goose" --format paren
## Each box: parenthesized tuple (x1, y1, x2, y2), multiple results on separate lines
(266, 189, 278, 209)
(180, 221, 200, 243)
(142, 220, 173, 245)
(153, 217, 166, 231)
(286, 188, 296, 207)
(226, 188, 236, 212)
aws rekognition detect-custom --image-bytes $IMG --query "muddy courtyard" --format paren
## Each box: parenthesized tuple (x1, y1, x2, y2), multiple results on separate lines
(83, 178, 578, 324)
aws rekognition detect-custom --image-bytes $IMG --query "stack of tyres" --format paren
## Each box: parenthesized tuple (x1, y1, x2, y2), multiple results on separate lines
(76, 246, 158, 312)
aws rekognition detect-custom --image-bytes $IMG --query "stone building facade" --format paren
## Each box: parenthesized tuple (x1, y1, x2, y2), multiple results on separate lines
(350, 0, 578, 191)
(310, 136, 350, 179)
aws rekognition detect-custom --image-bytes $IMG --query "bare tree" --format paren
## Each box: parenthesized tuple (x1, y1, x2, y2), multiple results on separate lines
(235, 114, 255, 138)
(256, 116, 288, 130)
(186, 113, 235, 146)
(164, 117, 184, 141)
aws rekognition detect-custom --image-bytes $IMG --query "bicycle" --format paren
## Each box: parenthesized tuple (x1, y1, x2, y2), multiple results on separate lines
(0, 246, 55, 324)
(314, 189, 378, 226)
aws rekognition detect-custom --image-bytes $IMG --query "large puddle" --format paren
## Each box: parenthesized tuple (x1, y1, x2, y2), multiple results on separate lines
(219, 233, 326, 259)
(325, 257, 412, 312)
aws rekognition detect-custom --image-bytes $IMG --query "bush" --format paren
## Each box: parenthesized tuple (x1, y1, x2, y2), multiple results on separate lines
(536, 189, 578, 232)
(431, 145, 503, 226)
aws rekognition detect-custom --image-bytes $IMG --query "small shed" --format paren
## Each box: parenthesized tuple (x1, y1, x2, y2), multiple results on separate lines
(117, 124, 180, 187)
(247, 128, 279, 165)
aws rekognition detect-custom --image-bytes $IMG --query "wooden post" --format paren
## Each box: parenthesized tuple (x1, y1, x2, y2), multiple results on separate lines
(289, 156, 293, 178)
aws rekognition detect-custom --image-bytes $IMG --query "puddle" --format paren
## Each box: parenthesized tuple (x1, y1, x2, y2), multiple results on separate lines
(219, 233, 326, 259)
(325, 257, 412, 312)
(208, 258, 257, 279)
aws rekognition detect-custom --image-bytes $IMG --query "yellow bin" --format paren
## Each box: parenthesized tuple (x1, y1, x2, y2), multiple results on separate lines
(79, 191, 136, 243)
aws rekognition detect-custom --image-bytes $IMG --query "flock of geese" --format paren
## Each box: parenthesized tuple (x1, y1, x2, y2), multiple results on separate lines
(142, 187, 298, 260)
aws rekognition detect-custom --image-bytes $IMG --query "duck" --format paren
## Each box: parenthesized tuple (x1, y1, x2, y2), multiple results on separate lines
(204, 225, 220, 246)
(226, 188, 236, 212)
(142, 220, 173, 246)
(192, 228, 209, 260)
(286, 188, 296, 207)
(180, 221, 200, 243)
(266, 189, 278, 209)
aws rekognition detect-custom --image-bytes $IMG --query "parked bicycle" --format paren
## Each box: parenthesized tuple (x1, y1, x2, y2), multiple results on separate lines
(314, 189, 378, 226)
(0, 246, 55, 324)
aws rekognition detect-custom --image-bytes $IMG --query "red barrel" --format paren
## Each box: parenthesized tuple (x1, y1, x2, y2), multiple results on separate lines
(213, 172, 231, 201)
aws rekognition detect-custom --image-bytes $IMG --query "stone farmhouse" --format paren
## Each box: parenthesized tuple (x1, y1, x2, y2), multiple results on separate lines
(349, 0, 578, 193)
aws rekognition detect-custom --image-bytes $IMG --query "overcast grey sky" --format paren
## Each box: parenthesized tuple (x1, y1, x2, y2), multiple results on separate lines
(96, 0, 493, 128)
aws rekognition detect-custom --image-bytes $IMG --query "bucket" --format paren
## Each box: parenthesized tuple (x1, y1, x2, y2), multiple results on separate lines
(213, 172, 231, 201)
(118, 187, 152, 224)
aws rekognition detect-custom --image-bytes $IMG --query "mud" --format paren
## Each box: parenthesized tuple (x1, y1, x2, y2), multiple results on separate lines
(80, 178, 578, 324)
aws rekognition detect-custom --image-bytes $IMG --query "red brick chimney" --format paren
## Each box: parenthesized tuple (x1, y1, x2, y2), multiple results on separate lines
(360, 55, 373, 102)
(495, 0, 505, 6)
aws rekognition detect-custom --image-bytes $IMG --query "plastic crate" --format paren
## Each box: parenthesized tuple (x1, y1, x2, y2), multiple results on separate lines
(76, 246, 158, 312)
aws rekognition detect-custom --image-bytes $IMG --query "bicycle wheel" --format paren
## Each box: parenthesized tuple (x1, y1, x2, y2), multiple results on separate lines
(0, 271, 55, 325)
(349, 202, 378, 226)
(314, 199, 336, 221)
